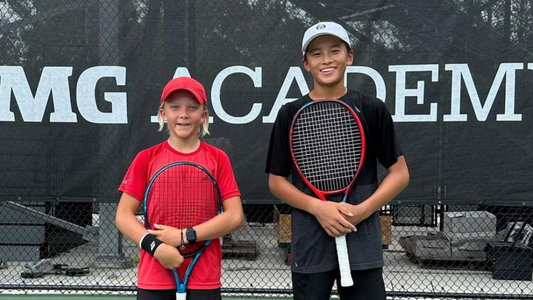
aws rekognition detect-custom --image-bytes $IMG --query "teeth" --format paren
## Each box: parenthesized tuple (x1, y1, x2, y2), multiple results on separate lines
(322, 68, 335, 72)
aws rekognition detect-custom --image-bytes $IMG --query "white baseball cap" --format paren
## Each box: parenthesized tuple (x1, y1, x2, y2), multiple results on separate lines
(301, 22, 351, 57)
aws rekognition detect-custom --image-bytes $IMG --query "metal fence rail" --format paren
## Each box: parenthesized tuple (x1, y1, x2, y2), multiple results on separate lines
(1, 199, 532, 299)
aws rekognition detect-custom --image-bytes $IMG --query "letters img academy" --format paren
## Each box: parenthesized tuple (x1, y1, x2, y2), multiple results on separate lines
(0, 63, 529, 124)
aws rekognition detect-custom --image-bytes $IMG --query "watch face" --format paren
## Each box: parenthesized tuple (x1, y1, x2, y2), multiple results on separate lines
(187, 228, 196, 243)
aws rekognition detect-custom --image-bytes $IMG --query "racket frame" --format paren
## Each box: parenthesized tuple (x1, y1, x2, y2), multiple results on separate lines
(142, 161, 222, 299)
(290, 99, 366, 199)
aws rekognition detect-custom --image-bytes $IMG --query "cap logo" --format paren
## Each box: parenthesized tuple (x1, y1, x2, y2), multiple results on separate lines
(317, 24, 326, 30)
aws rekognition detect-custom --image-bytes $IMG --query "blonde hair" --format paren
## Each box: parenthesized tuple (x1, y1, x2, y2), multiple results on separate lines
(157, 102, 210, 137)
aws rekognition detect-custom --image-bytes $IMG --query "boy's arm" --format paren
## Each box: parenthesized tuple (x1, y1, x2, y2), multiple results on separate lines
(342, 155, 409, 225)
(149, 196, 244, 246)
(193, 196, 244, 241)
(115, 192, 184, 269)
(268, 174, 356, 237)
(115, 192, 146, 244)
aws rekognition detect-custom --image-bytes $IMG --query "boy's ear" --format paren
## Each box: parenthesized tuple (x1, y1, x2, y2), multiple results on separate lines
(200, 108, 208, 122)
(302, 58, 311, 72)
(347, 50, 354, 66)
(159, 108, 167, 121)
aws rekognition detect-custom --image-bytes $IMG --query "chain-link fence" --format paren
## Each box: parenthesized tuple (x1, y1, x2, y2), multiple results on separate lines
(1, 200, 533, 298)
(1, 0, 533, 298)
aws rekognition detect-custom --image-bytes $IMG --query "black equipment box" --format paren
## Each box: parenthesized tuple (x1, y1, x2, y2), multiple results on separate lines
(485, 241, 533, 281)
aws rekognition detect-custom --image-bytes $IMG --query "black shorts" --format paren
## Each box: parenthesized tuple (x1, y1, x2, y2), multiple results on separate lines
(292, 268, 386, 300)
(137, 288, 221, 300)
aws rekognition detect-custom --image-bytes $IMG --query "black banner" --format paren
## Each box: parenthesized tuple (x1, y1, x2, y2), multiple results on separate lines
(0, 0, 532, 204)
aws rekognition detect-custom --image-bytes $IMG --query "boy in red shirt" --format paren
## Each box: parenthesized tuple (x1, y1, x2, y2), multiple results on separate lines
(116, 77, 243, 300)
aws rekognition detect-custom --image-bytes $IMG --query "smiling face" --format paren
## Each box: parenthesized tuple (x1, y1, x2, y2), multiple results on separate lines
(303, 35, 353, 90)
(160, 90, 207, 142)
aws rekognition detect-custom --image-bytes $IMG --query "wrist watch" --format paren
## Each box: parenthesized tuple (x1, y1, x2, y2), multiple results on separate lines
(186, 227, 197, 244)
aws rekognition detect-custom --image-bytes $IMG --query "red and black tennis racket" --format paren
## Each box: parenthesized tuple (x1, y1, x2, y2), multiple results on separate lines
(143, 161, 222, 300)
(290, 99, 365, 287)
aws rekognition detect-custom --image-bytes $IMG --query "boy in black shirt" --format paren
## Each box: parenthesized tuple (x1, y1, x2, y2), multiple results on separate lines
(265, 21, 409, 300)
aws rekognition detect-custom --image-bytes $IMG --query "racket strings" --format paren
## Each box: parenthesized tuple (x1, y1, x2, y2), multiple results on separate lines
(292, 102, 363, 192)
(146, 164, 219, 254)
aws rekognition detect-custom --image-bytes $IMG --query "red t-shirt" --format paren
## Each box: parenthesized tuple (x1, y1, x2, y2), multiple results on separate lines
(119, 140, 241, 290)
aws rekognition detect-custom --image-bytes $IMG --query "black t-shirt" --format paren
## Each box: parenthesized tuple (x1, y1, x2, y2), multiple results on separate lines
(265, 90, 402, 273)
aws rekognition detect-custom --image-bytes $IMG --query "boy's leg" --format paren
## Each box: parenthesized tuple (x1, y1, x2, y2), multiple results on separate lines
(137, 288, 175, 300)
(292, 271, 336, 300)
(337, 267, 386, 300)
(188, 288, 222, 300)
(137, 288, 222, 300)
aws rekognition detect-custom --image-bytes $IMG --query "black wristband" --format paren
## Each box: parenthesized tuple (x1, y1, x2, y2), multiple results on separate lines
(140, 234, 163, 257)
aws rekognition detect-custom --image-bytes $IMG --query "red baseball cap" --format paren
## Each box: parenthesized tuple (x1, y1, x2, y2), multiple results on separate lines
(160, 77, 207, 105)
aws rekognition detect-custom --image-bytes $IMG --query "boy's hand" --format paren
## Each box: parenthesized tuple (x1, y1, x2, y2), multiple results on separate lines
(338, 202, 366, 225)
(311, 200, 357, 237)
(149, 224, 180, 247)
(153, 243, 184, 269)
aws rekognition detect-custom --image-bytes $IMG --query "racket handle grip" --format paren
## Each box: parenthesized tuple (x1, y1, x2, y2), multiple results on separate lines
(335, 235, 354, 287)
(177, 292, 186, 300)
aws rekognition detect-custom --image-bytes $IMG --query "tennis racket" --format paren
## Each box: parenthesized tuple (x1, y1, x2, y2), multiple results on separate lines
(290, 99, 365, 287)
(143, 161, 222, 300)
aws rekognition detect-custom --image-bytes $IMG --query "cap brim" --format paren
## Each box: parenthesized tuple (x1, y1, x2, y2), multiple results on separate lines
(302, 32, 350, 56)
(161, 88, 205, 105)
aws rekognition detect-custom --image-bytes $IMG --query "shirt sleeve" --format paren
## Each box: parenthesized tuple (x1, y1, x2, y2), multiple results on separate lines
(216, 152, 241, 201)
(265, 104, 293, 177)
(118, 151, 149, 202)
(367, 99, 403, 169)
